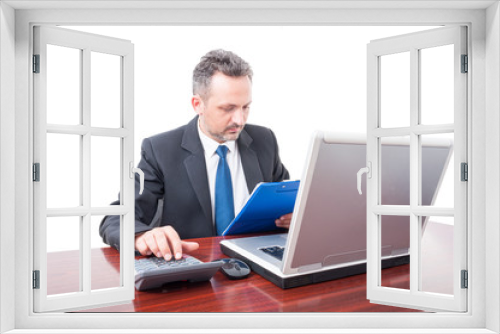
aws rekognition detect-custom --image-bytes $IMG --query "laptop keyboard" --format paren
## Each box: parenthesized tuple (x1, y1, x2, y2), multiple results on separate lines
(260, 245, 285, 261)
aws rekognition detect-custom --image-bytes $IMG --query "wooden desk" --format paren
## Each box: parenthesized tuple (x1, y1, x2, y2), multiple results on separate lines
(46, 235, 430, 313)
(47, 221, 452, 312)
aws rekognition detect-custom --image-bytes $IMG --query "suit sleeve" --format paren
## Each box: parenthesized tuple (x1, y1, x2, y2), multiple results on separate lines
(99, 138, 165, 250)
(270, 129, 290, 182)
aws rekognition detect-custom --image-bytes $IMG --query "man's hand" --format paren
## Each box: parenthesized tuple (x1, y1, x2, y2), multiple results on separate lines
(275, 213, 293, 229)
(134, 226, 199, 260)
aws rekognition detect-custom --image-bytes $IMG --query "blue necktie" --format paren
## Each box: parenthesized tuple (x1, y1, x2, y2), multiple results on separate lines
(215, 145, 235, 235)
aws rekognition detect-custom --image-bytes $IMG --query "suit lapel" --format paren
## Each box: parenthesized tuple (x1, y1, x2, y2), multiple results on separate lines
(181, 117, 213, 223)
(238, 129, 264, 193)
(180, 118, 264, 222)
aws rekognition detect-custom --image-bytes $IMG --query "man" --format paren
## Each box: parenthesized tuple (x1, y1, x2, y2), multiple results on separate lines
(100, 49, 291, 260)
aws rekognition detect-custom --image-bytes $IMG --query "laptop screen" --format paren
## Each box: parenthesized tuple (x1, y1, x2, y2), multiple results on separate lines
(283, 132, 452, 271)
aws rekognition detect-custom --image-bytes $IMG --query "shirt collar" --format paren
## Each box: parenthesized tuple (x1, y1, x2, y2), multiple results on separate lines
(197, 118, 236, 156)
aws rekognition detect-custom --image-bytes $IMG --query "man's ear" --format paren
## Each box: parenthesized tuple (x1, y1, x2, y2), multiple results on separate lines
(191, 95, 204, 115)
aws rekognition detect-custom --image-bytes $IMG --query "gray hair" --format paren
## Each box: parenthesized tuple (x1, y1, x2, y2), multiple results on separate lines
(193, 49, 253, 101)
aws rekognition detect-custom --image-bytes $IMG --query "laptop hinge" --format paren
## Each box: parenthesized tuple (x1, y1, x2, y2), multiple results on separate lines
(461, 270, 468, 289)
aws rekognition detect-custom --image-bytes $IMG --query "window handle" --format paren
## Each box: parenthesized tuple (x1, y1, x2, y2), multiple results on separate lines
(129, 162, 144, 195)
(357, 162, 371, 195)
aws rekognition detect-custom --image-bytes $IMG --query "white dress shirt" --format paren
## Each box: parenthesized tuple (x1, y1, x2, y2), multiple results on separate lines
(197, 122, 250, 224)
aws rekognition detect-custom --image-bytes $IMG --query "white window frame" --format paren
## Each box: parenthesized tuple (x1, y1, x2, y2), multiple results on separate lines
(32, 25, 136, 312)
(1, 2, 499, 333)
(365, 26, 468, 312)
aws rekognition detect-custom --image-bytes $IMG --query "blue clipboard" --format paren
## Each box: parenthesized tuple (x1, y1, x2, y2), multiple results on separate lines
(221, 180, 300, 236)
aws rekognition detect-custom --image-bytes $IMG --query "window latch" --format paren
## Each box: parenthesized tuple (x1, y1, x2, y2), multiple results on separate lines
(357, 162, 372, 195)
(129, 162, 144, 195)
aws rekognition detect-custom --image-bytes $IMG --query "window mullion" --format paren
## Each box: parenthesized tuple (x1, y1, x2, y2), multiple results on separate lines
(409, 47, 420, 295)
(121, 51, 135, 291)
(81, 48, 91, 294)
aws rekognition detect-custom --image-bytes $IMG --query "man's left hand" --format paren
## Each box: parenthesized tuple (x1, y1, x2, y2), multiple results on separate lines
(275, 213, 293, 229)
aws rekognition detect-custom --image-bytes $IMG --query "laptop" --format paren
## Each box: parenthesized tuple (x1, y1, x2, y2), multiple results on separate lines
(220, 131, 453, 289)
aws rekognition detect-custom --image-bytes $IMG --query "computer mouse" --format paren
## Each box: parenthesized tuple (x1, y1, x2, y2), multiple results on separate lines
(217, 258, 251, 280)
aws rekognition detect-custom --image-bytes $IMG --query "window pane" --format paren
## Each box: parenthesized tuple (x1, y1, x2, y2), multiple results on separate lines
(420, 45, 454, 125)
(47, 133, 81, 208)
(420, 216, 454, 295)
(91, 52, 121, 128)
(421, 133, 454, 207)
(380, 137, 410, 205)
(380, 52, 410, 128)
(380, 215, 410, 290)
(47, 216, 81, 295)
(47, 44, 81, 125)
(91, 136, 121, 207)
(91, 215, 121, 290)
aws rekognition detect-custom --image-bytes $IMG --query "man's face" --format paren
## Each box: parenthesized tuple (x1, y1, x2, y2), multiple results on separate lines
(192, 72, 252, 143)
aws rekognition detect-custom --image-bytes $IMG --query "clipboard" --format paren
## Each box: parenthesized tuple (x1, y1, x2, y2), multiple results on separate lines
(221, 180, 300, 236)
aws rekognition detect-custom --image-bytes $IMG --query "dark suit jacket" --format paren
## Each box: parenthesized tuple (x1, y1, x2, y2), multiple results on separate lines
(100, 116, 289, 250)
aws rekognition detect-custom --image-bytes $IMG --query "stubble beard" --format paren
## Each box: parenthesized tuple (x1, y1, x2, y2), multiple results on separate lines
(208, 125, 243, 142)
